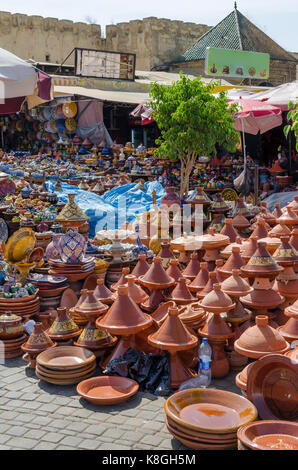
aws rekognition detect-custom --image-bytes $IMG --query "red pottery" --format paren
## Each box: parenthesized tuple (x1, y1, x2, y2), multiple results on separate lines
(234, 315, 290, 359)
(269, 222, 291, 239)
(47, 307, 82, 341)
(0, 312, 25, 340)
(73, 290, 109, 318)
(241, 241, 283, 279)
(112, 275, 149, 305)
(220, 218, 239, 243)
(166, 277, 195, 305)
(166, 259, 183, 284)
(217, 246, 245, 279)
(277, 207, 298, 227)
(160, 186, 181, 209)
(196, 271, 218, 299)
(232, 214, 250, 230)
(139, 256, 175, 290)
(272, 203, 283, 219)
(93, 278, 114, 304)
(110, 267, 130, 292)
(131, 254, 150, 280)
(182, 253, 200, 281)
(241, 235, 258, 263)
(249, 218, 268, 239)
(215, 259, 227, 283)
(237, 420, 298, 450)
(189, 262, 209, 293)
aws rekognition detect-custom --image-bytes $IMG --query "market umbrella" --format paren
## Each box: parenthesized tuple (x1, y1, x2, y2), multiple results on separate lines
(249, 81, 298, 111)
(0, 48, 52, 114)
(229, 98, 282, 169)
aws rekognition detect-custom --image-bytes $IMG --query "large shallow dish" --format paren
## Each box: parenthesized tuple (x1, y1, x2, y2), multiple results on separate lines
(36, 369, 95, 385)
(247, 354, 298, 421)
(165, 388, 257, 434)
(36, 346, 96, 370)
(165, 416, 237, 442)
(77, 376, 139, 405)
(237, 420, 298, 450)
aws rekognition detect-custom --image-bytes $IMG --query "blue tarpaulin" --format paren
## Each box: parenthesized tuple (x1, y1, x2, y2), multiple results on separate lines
(46, 180, 166, 238)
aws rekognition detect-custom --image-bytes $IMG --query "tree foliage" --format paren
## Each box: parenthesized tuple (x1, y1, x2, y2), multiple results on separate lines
(148, 73, 240, 196)
(284, 100, 298, 152)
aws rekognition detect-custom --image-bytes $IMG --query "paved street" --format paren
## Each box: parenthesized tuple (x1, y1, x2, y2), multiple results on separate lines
(0, 357, 241, 450)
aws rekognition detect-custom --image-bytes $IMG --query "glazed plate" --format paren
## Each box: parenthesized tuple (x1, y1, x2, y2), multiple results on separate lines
(76, 376, 139, 405)
(4, 228, 36, 263)
(36, 346, 96, 370)
(247, 354, 298, 421)
(164, 388, 257, 434)
(237, 420, 298, 450)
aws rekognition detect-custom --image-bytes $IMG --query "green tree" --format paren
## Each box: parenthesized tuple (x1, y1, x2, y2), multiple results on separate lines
(149, 73, 240, 197)
(284, 100, 298, 152)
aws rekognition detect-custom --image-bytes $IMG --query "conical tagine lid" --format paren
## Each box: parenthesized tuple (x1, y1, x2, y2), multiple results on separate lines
(220, 218, 239, 243)
(182, 253, 200, 280)
(196, 271, 218, 299)
(139, 256, 175, 289)
(287, 195, 298, 214)
(210, 193, 229, 213)
(74, 290, 108, 317)
(131, 254, 150, 279)
(75, 319, 115, 348)
(241, 241, 283, 277)
(198, 283, 235, 313)
(234, 315, 290, 359)
(97, 285, 153, 335)
(23, 322, 55, 352)
(48, 307, 81, 337)
(218, 246, 245, 276)
(233, 197, 252, 218)
(189, 262, 209, 292)
(167, 277, 195, 304)
(272, 235, 298, 266)
(186, 187, 211, 205)
(232, 213, 250, 229)
(113, 275, 148, 305)
(250, 217, 268, 239)
(290, 228, 298, 252)
(272, 203, 283, 218)
(166, 259, 183, 283)
(221, 269, 253, 297)
(148, 306, 198, 352)
(215, 259, 227, 282)
(277, 207, 298, 226)
(241, 235, 258, 262)
(111, 267, 130, 292)
(269, 222, 291, 238)
(56, 194, 89, 223)
(199, 309, 234, 340)
(93, 278, 114, 304)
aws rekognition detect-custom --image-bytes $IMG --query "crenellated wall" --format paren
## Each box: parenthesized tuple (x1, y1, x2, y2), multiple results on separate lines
(0, 11, 211, 70)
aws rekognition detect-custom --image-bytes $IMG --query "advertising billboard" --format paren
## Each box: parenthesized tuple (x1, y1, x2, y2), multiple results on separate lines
(75, 48, 136, 81)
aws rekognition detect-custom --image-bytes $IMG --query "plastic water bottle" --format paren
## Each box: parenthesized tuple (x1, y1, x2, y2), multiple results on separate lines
(198, 338, 212, 388)
(178, 339, 212, 391)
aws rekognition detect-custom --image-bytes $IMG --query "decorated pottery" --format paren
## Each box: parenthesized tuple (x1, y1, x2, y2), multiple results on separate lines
(47, 307, 82, 341)
(55, 193, 89, 228)
(58, 228, 87, 263)
(0, 312, 24, 340)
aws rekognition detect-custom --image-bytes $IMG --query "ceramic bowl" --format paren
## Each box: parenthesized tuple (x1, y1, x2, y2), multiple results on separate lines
(164, 388, 257, 434)
(77, 376, 139, 405)
(36, 346, 96, 370)
(237, 420, 298, 450)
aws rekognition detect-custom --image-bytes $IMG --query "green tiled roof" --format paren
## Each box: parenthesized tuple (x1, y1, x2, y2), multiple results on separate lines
(173, 6, 297, 63)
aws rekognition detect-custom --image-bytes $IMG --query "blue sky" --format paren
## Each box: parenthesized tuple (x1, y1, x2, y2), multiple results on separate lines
(3, 0, 298, 52)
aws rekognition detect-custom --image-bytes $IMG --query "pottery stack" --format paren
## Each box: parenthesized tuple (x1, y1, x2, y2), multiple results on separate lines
(0, 312, 27, 359)
(28, 273, 68, 312)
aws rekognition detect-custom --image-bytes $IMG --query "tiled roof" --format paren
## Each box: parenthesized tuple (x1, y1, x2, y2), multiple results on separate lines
(173, 7, 297, 63)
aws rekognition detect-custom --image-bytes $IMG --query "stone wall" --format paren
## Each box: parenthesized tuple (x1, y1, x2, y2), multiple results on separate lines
(0, 11, 210, 70)
(105, 17, 210, 70)
(0, 11, 103, 65)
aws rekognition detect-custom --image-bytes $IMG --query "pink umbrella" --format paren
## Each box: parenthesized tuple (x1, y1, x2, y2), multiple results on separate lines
(228, 98, 282, 167)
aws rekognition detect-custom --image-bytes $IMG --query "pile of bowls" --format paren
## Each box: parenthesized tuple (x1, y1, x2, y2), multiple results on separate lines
(237, 420, 298, 450)
(0, 312, 27, 358)
(164, 388, 257, 450)
(28, 273, 69, 311)
(48, 257, 95, 282)
(35, 346, 96, 385)
(0, 290, 40, 319)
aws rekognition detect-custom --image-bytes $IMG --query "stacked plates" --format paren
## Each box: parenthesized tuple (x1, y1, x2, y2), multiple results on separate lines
(164, 388, 257, 450)
(28, 274, 68, 297)
(0, 292, 40, 319)
(35, 346, 96, 385)
(48, 257, 95, 282)
(0, 334, 28, 359)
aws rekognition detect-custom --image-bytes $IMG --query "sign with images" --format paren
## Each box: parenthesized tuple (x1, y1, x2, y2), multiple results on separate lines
(75, 48, 136, 81)
(205, 47, 270, 79)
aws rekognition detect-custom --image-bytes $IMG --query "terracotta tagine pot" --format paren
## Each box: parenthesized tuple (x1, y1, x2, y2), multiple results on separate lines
(93, 278, 114, 305)
(165, 277, 195, 305)
(72, 290, 109, 319)
(241, 235, 258, 263)
(209, 193, 230, 214)
(198, 228, 229, 271)
(220, 237, 244, 260)
(217, 246, 245, 279)
(234, 315, 290, 359)
(278, 299, 298, 343)
(287, 195, 298, 215)
(97, 285, 153, 366)
(0, 312, 25, 340)
(189, 262, 209, 294)
(110, 266, 130, 292)
(232, 197, 253, 219)
(55, 193, 90, 229)
(21, 322, 57, 368)
(112, 275, 149, 305)
(215, 259, 227, 283)
(249, 218, 268, 239)
(138, 256, 175, 311)
(210, 213, 225, 233)
(160, 186, 181, 209)
(186, 187, 212, 208)
(196, 271, 218, 299)
(198, 284, 235, 378)
(148, 306, 198, 388)
(272, 203, 283, 219)
(268, 222, 291, 239)
(277, 207, 298, 228)
(131, 254, 150, 281)
(166, 259, 183, 285)
(258, 236, 281, 255)
(74, 318, 118, 357)
(232, 213, 250, 231)
(151, 301, 176, 327)
(220, 218, 239, 243)
(158, 242, 175, 269)
(272, 235, 298, 306)
(182, 253, 200, 281)
(47, 307, 82, 342)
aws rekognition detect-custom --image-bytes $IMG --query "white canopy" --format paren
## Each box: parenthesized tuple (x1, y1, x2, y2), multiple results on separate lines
(249, 81, 298, 110)
(0, 47, 37, 99)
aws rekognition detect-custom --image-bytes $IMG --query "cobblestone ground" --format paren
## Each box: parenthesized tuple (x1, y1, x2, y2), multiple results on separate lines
(0, 357, 241, 450)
